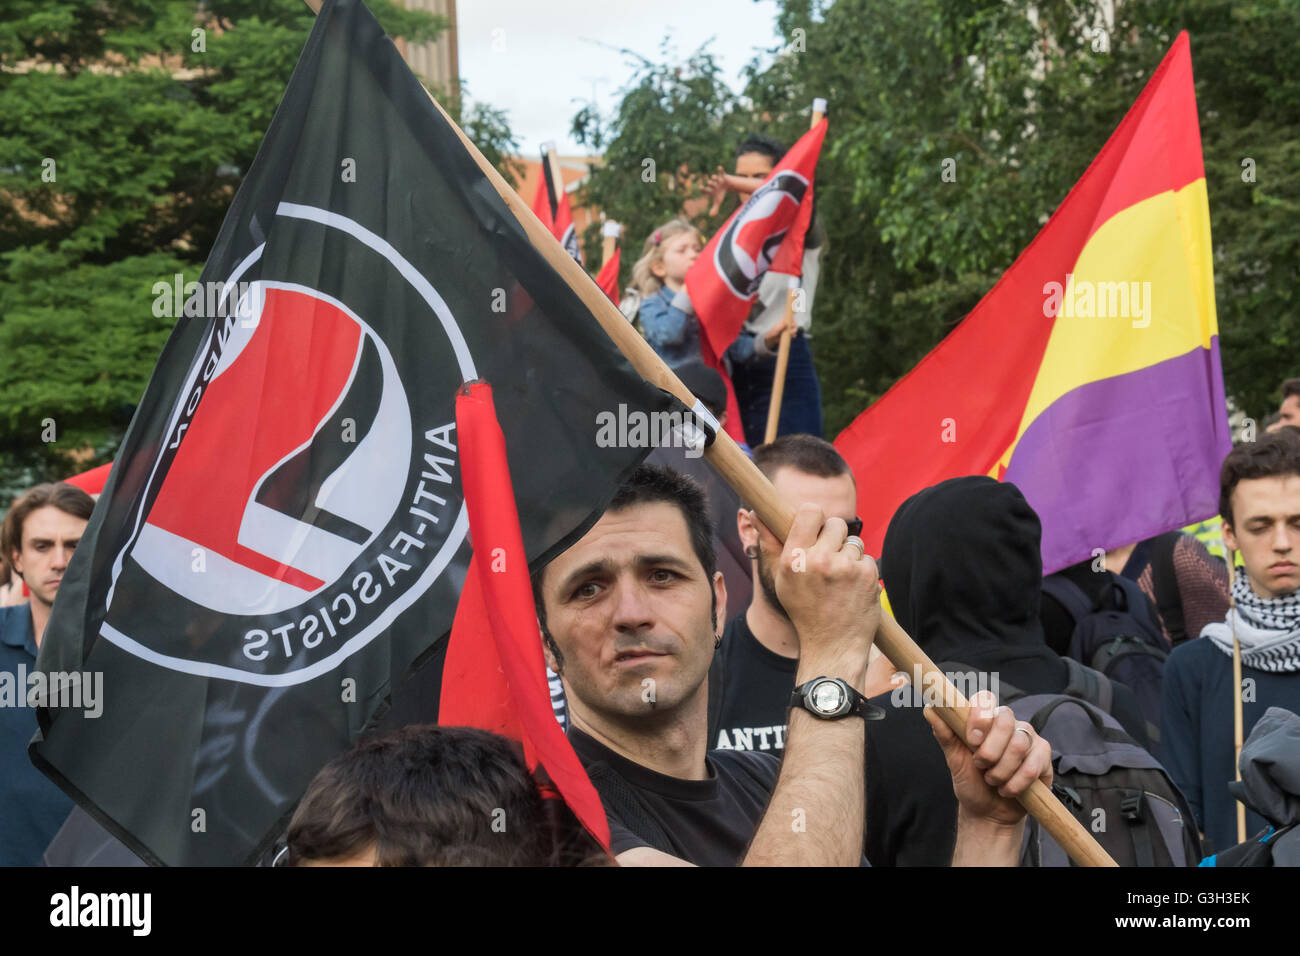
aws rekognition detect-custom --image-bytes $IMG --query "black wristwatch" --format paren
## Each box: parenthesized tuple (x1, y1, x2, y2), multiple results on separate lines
(789, 677, 885, 721)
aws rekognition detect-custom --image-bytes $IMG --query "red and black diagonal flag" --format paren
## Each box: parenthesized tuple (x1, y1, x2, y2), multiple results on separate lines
(683, 119, 826, 443)
(531, 143, 583, 264)
(685, 119, 826, 355)
(30, 0, 672, 866)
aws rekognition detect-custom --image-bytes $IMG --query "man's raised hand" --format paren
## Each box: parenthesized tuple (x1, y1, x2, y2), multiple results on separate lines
(774, 503, 880, 681)
(925, 690, 1053, 827)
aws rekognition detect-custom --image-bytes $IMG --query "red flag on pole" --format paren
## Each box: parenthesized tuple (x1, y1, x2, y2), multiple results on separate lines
(439, 381, 611, 851)
(767, 184, 813, 278)
(595, 246, 620, 304)
(531, 143, 583, 264)
(64, 462, 112, 496)
(686, 118, 827, 359)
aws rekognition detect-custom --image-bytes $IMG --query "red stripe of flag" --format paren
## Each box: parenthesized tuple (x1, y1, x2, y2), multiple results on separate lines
(595, 244, 621, 305)
(439, 381, 611, 851)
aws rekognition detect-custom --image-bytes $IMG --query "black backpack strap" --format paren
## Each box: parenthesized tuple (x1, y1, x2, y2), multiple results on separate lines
(1061, 656, 1114, 714)
(1042, 574, 1095, 626)
(1104, 574, 1165, 644)
(1121, 791, 1156, 868)
(1027, 695, 1138, 747)
(1147, 532, 1186, 644)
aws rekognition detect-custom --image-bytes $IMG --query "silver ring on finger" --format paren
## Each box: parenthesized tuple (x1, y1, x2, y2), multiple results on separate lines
(845, 535, 866, 559)
(1013, 725, 1034, 746)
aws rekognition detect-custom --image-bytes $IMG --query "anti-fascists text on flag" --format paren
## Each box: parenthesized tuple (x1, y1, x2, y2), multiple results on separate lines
(31, 0, 673, 866)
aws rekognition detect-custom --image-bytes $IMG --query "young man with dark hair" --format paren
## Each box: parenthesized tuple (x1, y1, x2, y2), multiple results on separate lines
(285, 724, 605, 866)
(706, 135, 827, 446)
(1162, 428, 1300, 852)
(537, 463, 1052, 866)
(1, 482, 94, 865)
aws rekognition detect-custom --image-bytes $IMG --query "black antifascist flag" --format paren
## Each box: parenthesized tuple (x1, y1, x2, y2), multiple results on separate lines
(31, 0, 674, 866)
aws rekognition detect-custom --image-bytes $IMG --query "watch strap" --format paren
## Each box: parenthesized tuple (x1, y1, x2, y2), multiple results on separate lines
(790, 678, 886, 721)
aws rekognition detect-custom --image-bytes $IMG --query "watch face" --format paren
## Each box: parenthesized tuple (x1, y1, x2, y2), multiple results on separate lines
(809, 679, 848, 715)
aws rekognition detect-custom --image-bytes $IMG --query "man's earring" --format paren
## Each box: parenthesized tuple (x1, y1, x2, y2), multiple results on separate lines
(542, 626, 565, 674)
(744, 545, 758, 559)
(714, 634, 722, 649)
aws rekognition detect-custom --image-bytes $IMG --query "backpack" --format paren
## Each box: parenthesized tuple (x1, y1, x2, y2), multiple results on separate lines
(1042, 572, 1167, 747)
(939, 660, 1199, 866)
(1006, 688, 1200, 866)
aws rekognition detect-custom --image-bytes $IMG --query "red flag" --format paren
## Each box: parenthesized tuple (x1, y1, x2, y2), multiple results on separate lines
(768, 184, 814, 277)
(531, 150, 583, 264)
(699, 335, 747, 445)
(439, 381, 611, 850)
(64, 462, 111, 496)
(595, 244, 620, 305)
(686, 118, 827, 359)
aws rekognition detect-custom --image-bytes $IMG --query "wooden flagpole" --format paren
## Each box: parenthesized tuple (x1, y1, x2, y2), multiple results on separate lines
(542, 141, 566, 221)
(1225, 543, 1247, 843)
(764, 100, 824, 445)
(302, 0, 1116, 867)
(763, 276, 799, 444)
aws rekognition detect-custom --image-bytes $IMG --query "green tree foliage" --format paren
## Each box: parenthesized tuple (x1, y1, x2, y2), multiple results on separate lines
(572, 38, 743, 269)
(0, 0, 520, 500)
(578, 0, 1299, 436)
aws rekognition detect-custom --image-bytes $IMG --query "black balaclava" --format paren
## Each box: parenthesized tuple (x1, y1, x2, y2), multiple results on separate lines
(881, 475, 1066, 693)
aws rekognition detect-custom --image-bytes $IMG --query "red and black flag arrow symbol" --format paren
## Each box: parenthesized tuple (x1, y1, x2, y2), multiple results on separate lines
(31, 0, 672, 866)
(685, 118, 827, 359)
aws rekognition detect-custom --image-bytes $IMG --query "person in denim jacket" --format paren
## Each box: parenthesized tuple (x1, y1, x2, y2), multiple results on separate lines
(628, 219, 705, 368)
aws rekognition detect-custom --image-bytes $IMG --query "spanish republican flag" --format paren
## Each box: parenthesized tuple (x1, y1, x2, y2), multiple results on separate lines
(836, 33, 1230, 573)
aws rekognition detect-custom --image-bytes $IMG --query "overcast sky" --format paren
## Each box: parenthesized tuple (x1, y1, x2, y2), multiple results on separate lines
(456, 0, 783, 155)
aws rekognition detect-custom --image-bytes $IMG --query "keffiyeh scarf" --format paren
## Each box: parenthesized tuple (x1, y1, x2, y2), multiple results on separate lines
(1203, 575, 1300, 673)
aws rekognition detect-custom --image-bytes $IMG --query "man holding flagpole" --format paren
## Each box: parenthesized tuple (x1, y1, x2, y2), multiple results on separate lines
(537, 464, 1054, 866)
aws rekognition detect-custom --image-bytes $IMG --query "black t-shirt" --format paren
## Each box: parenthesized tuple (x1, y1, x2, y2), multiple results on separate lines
(708, 612, 959, 865)
(568, 727, 780, 866)
(710, 612, 796, 753)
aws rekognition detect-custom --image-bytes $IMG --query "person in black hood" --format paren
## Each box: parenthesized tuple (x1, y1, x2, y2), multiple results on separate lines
(882, 475, 1150, 748)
